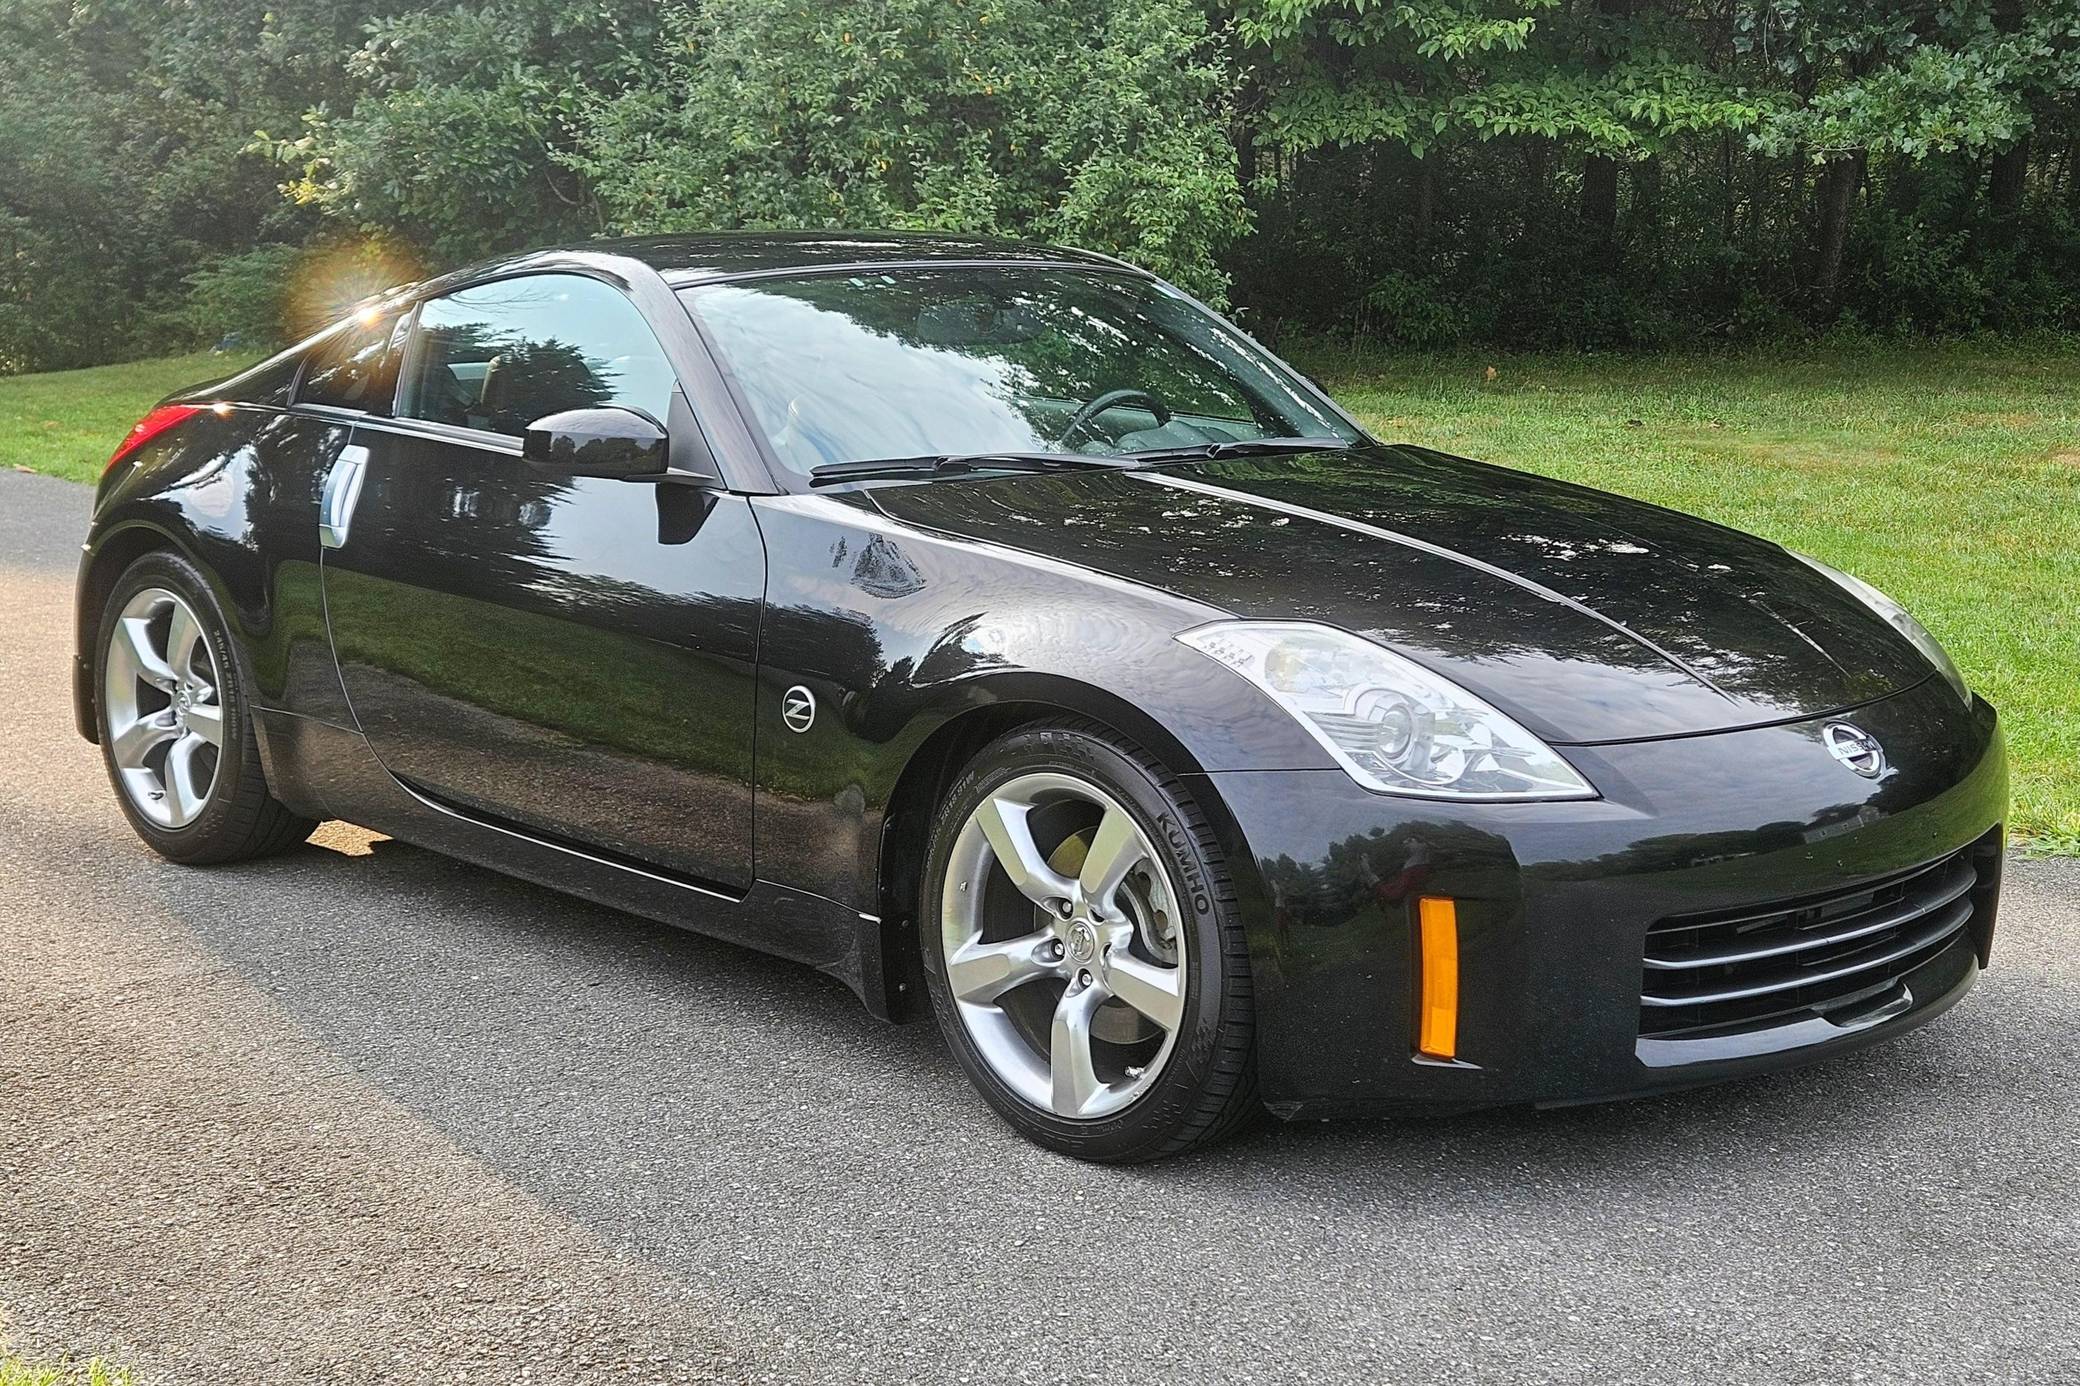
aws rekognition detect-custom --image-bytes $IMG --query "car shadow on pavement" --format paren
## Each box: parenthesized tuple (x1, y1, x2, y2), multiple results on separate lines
(134, 819, 2077, 1380)
(165, 825, 1980, 1196)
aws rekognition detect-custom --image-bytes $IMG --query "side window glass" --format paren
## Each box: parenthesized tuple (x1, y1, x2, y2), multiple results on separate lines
(396, 274, 676, 437)
(296, 312, 396, 410)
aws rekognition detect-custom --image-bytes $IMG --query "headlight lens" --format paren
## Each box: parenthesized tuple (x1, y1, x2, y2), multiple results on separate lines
(1793, 552, 1969, 706)
(1178, 622, 1596, 801)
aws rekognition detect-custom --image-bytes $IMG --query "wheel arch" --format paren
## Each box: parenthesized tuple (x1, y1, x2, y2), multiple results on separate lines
(868, 675, 1239, 1021)
(74, 520, 211, 743)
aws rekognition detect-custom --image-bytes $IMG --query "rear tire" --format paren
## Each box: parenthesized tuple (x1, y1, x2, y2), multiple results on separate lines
(919, 718, 1259, 1162)
(95, 550, 315, 864)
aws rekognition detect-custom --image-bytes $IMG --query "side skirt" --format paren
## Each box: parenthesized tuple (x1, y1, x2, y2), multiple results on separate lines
(253, 707, 899, 1019)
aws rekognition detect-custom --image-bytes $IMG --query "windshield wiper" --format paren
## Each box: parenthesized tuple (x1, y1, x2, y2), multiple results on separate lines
(809, 436, 1353, 484)
(809, 451, 1131, 485)
(1124, 435, 1356, 464)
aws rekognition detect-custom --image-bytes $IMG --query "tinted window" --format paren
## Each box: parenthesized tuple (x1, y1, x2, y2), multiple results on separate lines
(397, 274, 676, 437)
(296, 311, 397, 410)
(680, 268, 1357, 475)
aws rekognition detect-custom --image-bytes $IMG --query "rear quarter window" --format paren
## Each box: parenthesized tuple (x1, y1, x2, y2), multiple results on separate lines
(296, 312, 399, 411)
(214, 352, 301, 408)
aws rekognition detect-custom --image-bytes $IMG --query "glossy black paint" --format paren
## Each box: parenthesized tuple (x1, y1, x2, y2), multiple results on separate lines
(74, 234, 2006, 1115)
(77, 405, 361, 732)
(867, 452, 1934, 744)
(1198, 676, 2005, 1117)
(523, 407, 672, 479)
(323, 420, 764, 891)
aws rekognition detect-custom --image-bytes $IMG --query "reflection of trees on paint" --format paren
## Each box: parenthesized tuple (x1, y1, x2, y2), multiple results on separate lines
(1256, 820, 1517, 935)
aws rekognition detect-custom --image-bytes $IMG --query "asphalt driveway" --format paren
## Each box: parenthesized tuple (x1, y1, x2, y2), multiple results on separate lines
(2, 469, 2075, 1383)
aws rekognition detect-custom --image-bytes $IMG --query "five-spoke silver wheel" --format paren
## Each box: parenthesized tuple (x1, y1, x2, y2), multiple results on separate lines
(103, 586, 223, 828)
(941, 771, 1188, 1120)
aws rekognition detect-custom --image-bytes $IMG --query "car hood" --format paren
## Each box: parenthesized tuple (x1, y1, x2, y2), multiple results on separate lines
(863, 445, 1935, 744)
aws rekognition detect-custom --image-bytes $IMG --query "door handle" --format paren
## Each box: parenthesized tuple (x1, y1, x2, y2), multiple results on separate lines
(319, 444, 370, 550)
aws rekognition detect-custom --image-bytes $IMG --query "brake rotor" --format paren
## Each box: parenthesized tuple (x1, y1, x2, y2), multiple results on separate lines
(1046, 829, 1179, 1045)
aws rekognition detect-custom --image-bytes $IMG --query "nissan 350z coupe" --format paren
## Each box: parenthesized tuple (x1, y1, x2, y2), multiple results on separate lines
(76, 234, 2007, 1161)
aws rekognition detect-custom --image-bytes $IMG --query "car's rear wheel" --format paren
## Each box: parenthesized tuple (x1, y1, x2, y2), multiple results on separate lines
(920, 719, 1258, 1161)
(96, 551, 315, 863)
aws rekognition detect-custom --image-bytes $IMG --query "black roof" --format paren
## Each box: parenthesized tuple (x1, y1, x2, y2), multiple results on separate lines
(365, 232, 1150, 320)
(576, 231, 1139, 286)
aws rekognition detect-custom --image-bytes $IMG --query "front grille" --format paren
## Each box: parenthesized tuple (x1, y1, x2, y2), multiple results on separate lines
(1639, 847, 1988, 1040)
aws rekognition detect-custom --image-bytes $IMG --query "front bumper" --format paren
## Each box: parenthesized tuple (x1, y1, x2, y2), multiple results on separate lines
(1191, 677, 2007, 1120)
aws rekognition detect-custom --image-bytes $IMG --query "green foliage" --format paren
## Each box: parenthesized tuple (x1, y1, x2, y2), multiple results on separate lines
(0, 0, 384, 371)
(1740, 2, 2080, 158)
(1238, 1, 1765, 160)
(178, 246, 308, 350)
(5, 0, 2080, 371)
(1232, 0, 2080, 347)
(1361, 270, 1469, 347)
(0, 1355, 137, 1386)
(1842, 167, 2080, 334)
(565, 0, 1247, 299)
(266, 2, 661, 262)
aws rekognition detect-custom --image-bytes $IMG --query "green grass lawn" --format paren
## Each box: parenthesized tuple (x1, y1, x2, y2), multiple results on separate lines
(0, 1355, 136, 1386)
(0, 350, 254, 484)
(5, 342, 2074, 851)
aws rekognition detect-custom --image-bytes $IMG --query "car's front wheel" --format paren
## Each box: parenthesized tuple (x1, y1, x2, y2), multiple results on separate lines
(920, 719, 1258, 1161)
(95, 551, 315, 863)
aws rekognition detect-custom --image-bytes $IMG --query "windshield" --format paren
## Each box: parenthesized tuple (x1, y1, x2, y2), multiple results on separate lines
(680, 268, 1360, 477)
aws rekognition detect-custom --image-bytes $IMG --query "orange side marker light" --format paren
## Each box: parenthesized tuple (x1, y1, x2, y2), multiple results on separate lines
(1417, 896, 1459, 1060)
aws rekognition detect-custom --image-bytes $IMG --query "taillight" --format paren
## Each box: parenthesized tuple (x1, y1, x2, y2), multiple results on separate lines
(105, 403, 206, 474)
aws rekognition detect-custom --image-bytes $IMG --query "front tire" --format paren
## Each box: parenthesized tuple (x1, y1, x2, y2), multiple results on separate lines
(920, 719, 1258, 1162)
(95, 551, 315, 864)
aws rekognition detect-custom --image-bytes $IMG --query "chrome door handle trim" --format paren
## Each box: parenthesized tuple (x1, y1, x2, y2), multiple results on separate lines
(319, 444, 370, 550)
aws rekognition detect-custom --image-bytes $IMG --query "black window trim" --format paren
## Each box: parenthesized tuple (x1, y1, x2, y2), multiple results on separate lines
(344, 412, 525, 457)
(658, 255, 1157, 291)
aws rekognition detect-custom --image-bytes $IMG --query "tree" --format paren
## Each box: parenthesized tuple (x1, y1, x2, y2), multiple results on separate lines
(1742, 0, 2080, 315)
(5, 0, 2080, 373)
(0, 0, 389, 368)
(563, 0, 1249, 300)
(265, 1, 662, 264)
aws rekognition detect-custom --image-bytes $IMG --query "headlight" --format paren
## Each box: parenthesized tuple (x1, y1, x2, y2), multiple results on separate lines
(1177, 622, 1596, 801)
(1792, 553, 1969, 706)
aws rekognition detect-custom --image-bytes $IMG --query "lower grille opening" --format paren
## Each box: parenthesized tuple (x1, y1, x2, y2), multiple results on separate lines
(1639, 840, 1995, 1042)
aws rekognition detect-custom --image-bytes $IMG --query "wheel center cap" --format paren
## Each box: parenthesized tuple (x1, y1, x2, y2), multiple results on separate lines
(1066, 920, 1098, 963)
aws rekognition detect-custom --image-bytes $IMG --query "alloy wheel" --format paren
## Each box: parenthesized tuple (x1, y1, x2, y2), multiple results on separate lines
(941, 771, 1188, 1120)
(104, 586, 224, 828)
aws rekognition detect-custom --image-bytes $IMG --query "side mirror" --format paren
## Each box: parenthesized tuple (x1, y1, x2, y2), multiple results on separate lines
(522, 407, 669, 479)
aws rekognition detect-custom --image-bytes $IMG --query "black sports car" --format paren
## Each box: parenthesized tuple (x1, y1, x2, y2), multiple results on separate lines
(76, 234, 2006, 1161)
